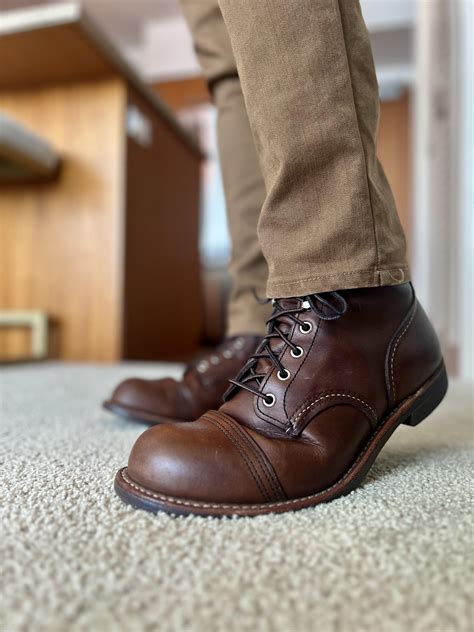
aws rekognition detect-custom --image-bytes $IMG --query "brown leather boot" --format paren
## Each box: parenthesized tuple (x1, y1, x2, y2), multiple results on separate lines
(103, 335, 261, 425)
(115, 284, 447, 516)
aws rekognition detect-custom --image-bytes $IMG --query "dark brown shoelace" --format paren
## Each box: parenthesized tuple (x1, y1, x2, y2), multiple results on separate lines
(225, 292, 347, 405)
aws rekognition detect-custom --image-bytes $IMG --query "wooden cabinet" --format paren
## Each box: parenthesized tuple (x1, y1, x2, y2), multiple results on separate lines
(0, 4, 204, 361)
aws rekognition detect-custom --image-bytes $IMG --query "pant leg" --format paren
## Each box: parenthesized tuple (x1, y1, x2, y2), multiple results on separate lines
(179, 0, 271, 335)
(217, 0, 410, 298)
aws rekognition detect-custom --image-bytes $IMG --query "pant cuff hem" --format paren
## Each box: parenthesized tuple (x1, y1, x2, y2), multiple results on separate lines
(266, 266, 410, 298)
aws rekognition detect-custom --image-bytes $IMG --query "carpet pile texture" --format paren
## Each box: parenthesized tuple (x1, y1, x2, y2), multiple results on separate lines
(1, 363, 473, 632)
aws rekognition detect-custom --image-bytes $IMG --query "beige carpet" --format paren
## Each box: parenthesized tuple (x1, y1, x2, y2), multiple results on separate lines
(1, 363, 473, 632)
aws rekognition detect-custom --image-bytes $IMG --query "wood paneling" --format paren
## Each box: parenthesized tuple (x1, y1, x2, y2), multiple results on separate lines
(123, 87, 203, 360)
(0, 25, 115, 90)
(154, 77, 210, 112)
(0, 6, 204, 362)
(0, 7, 202, 160)
(0, 327, 31, 360)
(0, 78, 126, 361)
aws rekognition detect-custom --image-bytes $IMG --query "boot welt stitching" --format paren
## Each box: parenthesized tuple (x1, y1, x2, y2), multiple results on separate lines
(118, 363, 443, 512)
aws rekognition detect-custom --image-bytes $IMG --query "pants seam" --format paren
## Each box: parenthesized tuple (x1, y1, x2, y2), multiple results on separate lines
(335, 0, 381, 282)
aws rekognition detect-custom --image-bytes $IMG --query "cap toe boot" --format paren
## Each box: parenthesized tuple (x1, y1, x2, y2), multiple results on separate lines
(115, 284, 447, 516)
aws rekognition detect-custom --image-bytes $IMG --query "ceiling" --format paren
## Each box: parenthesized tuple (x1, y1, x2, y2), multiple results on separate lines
(1, 0, 415, 85)
(1, 0, 182, 45)
(1, 0, 416, 46)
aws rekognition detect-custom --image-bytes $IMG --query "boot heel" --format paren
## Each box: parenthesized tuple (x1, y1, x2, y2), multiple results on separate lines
(402, 364, 448, 427)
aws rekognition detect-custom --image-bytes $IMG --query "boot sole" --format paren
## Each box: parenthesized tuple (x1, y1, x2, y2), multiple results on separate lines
(103, 400, 187, 426)
(114, 363, 448, 517)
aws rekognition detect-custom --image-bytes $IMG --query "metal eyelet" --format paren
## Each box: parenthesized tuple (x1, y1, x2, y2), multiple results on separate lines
(263, 393, 276, 407)
(234, 337, 244, 350)
(210, 355, 220, 365)
(290, 346, 304, 358)
(197, 361, 209, 373)
(299, 321, 313, 334)
(277, 369, 291, 381)
(223, 349, 233, 359)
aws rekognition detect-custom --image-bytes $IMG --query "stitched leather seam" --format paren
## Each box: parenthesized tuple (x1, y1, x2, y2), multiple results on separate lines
(206, 416, 271, 502)
(209, 415, 286, 500)
(209, 413, 286, 501)
(119, 362, 444, 511)
(292, 392, 377, 425)
(283, 318, 320, 416)
(254, 320, 298, 427)
(205, 416, 272, 502)
(205, 413, 282, 499)
(389, 303, 417, 400)
(253, 315, 320, 431)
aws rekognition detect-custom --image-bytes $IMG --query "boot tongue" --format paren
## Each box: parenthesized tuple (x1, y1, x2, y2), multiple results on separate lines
(276, 297, 301, 310)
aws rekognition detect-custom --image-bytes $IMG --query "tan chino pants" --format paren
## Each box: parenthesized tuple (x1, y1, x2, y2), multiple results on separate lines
(180, 0, 409, 335)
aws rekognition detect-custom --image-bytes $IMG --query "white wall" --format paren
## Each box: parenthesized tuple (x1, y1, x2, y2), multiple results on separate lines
(458, 0, 474, 379)
(361, 0, 415, 31)
(126, 15, 200, 81)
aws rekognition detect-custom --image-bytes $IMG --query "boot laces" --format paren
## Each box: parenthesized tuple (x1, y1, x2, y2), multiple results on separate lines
(224, 292, 347, 405)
